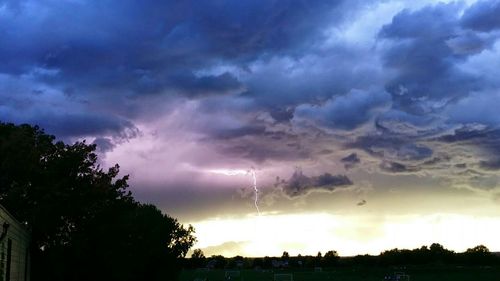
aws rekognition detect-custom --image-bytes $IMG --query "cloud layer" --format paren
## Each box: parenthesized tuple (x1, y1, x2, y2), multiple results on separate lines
(2, 0, 500, 213)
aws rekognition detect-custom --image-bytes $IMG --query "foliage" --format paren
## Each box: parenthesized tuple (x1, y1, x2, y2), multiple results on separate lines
(323, 250, 340, 266)
(191, 249, 206, 259)
(0, 122, 196, 281)
(281, 251, 290, 260)
(189, 249, 206, 268)
(208, 255, 227, 269)
(463, 245, 496, 265)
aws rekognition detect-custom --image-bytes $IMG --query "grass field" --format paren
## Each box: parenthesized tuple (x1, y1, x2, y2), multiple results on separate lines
(179, 266, 500, 281)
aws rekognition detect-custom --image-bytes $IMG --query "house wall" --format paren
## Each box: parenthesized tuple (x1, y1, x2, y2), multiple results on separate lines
(0, 205, 30, 281)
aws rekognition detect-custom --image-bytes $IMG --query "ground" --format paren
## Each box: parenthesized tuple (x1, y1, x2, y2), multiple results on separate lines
(179, 265, 500, 281)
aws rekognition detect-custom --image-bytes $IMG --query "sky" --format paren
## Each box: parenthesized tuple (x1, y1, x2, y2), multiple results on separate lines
(2, 0, 500, 257)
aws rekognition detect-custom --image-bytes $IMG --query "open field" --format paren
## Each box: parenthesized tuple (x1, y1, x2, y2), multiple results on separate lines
(180, 266, 500, 281)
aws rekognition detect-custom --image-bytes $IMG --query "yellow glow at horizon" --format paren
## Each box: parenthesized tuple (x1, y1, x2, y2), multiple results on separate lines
(190, 213, 500, 257)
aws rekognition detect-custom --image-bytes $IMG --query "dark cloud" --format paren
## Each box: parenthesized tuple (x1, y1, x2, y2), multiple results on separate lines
(217, 137, 310, 163)
(379, 161, 420, 174)
(348, 133, 433, 162)
(396, 144, 433, 161)
(2, 0, 500, 200)
(375, 109, 441, 137)
(378, 3, 482, 114)
(341, 153, 361, 170)
(0, 0, 377, 141)
(0, 0, 358, 91)
(276, 169, 352, 197)
(134, 72, 244, 97)
(0, 107, 138, 139)
(294, 89, 390, 130)
(356, 199, 367, 206)
(436, 125, 500, 143)
(269, 106, 295, 123)
(421, 156, 450, 167)
(348, 134, 403, 158)
(241, 46, 384, 114)
(461, 0, 500, 32)
(349, 122, 500, 186)
(204, 124, 268, 140)
(446, 93, 500, 126)
(43, 113, 138, 139)
(93, 137, 116, 153)
(479, 160, 500, 171)
(189, 0, 354, 59)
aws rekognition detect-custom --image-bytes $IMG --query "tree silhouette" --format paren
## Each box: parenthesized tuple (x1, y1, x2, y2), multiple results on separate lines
(466, 245, 490, 254)
(464, 245, 495, 265)
(281, 251, 290, 260)
(192, 249, 206, 259)
(323, 250, 340, 266)
(190, 249, 206, 268)
(315, 251, 322, 266)
(208, 255, 227, 269)
(0, 122, 195, 281)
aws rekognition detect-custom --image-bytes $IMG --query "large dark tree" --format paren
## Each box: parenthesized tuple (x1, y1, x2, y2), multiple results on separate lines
(0, 122, 196, 281)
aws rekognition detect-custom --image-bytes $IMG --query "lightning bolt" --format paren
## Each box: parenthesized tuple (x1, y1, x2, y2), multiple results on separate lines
(248, 168, 260, 216)
(208, 168, 261, 215)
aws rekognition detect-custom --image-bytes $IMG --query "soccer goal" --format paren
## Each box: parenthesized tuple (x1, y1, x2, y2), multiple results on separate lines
(394, 272, 410, 281)
(274, 273, 293, 281)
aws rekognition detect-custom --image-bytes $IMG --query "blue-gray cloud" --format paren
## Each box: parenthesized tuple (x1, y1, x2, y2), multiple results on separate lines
(378, 3, 483, 115)
(2, 0, 500, 195)
(0, 102, 138, 139)
(0, 0, 356, 81)
(0, 0, 372, 138)
(461, 0, 500, 32)
(294, 89, 391, 130)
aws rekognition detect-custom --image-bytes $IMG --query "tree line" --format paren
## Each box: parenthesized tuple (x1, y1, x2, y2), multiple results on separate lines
(0, 122, 196, 281)
(186, 243, 499, 269)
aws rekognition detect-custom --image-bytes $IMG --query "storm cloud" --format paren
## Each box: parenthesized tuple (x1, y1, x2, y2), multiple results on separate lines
(461, 0, 500, 32)
(378, 2, 484, 115)
(341, 153, 361, 170)
(2, 0, 500, 211)
(276, 169, 353, 197)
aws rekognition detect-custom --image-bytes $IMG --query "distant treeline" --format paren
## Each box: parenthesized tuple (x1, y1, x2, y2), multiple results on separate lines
(185, 243, 500, 269)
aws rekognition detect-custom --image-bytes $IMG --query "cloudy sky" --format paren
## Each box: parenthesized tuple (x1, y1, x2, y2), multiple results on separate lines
(2, 0, 500, 257)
